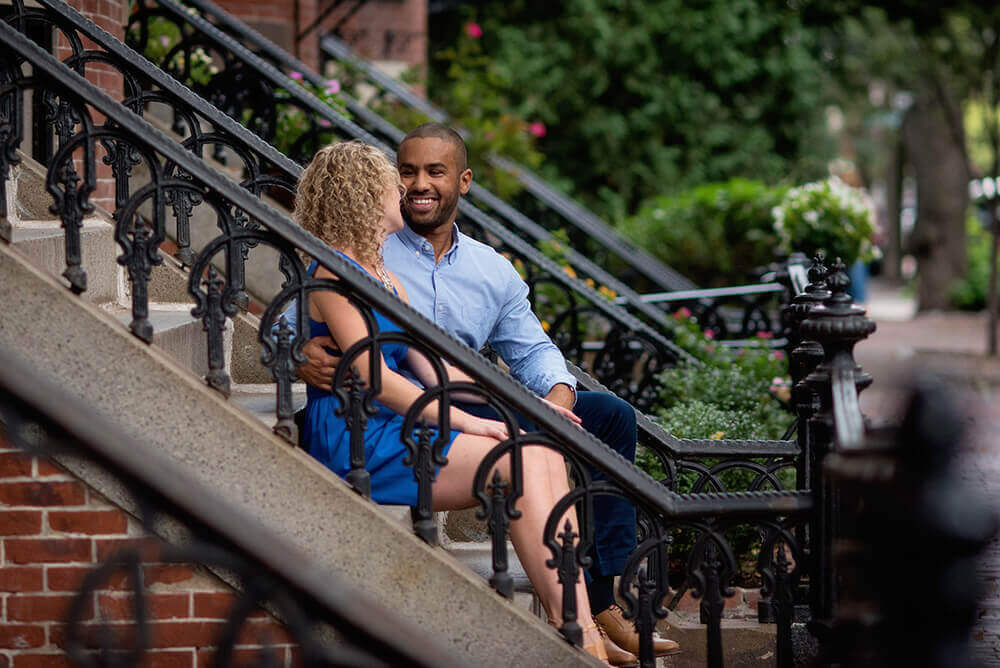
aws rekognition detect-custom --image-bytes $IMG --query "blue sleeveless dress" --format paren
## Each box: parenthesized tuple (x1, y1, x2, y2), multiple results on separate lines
(302, 254, 459, 506)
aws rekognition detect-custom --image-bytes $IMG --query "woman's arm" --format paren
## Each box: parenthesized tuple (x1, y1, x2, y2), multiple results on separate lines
(310, 269, 507, 439)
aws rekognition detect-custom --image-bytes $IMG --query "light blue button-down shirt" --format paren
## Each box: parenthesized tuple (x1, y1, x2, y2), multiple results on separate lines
(282, 224, 577, 400)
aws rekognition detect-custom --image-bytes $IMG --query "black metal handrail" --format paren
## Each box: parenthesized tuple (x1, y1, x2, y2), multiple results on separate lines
(14, 0, 800, 497)
(0, 345, 467, 667)
(1, 14, 815, 666)
(136, 0, 794, 349)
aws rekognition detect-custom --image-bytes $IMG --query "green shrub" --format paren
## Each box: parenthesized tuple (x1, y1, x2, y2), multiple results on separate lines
(949, 215, 990, 311)
(619, 179, 786, 287)
(635, 309, 792, 484)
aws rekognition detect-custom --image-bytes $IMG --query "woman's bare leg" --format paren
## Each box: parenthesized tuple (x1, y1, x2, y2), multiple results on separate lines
(433, 435, 605, 660)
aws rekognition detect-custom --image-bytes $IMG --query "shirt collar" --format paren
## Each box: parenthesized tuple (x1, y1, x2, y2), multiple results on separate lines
(396, 223, 461, 265)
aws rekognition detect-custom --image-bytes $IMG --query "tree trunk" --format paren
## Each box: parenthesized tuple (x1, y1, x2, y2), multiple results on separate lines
(901, 83, 969, 311)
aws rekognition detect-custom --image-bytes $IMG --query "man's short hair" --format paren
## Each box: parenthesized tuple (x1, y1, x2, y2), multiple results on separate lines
(402, 123, 468, 172)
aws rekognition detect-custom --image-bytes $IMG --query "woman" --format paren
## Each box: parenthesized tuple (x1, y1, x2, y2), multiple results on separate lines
(295, 141, 609, 663)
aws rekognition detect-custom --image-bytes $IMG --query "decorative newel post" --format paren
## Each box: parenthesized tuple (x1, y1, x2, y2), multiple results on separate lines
(797, 258, 876, 626)
(823, 381, 998, 666)
(785, 253, 831, 490)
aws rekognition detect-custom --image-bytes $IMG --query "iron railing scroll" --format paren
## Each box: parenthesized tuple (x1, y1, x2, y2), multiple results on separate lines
(0, 345, 468, 668)
(0, 10, 817, 667)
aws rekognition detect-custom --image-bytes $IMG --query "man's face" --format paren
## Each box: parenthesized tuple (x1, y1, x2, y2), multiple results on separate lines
(397, 137, 472, 233)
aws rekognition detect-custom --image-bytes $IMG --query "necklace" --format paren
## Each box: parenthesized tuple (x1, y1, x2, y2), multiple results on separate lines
(373, 258, 394, 292)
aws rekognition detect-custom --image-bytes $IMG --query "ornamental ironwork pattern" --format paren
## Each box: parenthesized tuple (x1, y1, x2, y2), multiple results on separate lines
(0, 8, 829, 665)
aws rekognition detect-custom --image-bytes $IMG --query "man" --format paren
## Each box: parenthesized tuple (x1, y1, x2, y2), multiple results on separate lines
(293, 124, 679, 663)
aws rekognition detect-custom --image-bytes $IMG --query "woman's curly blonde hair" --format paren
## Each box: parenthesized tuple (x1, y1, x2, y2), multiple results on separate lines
(294, 141, 402, 267)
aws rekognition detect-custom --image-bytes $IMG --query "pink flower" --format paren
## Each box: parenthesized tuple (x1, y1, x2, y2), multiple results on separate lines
(528, 122, 547, 138)
(756, 331, 774, 339)
(465, 22, 483, 39)
(289, 71, 303, 81)
(703, 329, 715, 340)
(772, 350, 785, 361)
(674, 306, 692, 320)
(325, 79, 341, 95)
(160, 35, 171, 48)
(318, 119, 331, 128)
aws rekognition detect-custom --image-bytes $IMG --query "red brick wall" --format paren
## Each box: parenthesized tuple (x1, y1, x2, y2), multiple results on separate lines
(53, 0, 129, 214)
(0, 438, 299, 667)
(212, 0, 427, 74)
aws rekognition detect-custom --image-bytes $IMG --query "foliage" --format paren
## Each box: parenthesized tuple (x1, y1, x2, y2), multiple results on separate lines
(772, 177, 880, 266)
(517, 229, 619, 338)
(429, 0, 832, 220)
(949, 214, 992, 310)
(363, 21, 547, 200)
(642, 308, 791, 450)
(269, 74, 349, 158)
(129, 16, 217, 85)
(619, 179, 785, 287)
(131, 17, 349, 157)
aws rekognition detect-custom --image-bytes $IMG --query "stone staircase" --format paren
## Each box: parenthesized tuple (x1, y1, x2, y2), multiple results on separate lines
(0, 151, 598, 667)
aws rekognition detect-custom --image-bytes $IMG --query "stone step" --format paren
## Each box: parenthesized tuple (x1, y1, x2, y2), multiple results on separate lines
(112, 304, 211, 379)
(9, 217, 119, 304)
(231, 383, 307, 429)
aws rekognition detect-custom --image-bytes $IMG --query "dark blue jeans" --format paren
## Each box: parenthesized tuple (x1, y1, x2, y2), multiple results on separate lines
(454, 390, 638, 578)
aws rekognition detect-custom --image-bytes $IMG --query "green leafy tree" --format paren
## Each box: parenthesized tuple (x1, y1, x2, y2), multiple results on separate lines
(804, 1, 1000, 315)
(429, 0, 832, 220)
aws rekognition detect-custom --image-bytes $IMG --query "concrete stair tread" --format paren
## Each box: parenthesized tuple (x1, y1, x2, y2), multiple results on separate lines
(231, 383, 307, 425)
(7, 215, 118, 303)
(111, 304, 199, 331)
(446, 540, 533, 592)
(10, 217, 112, 241)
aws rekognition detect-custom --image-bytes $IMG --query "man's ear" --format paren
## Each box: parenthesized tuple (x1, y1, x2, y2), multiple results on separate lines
(459, 168, 473, 195)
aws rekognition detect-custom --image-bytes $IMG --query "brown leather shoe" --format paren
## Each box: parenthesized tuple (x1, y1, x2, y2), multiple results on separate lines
(594, 604, 681, 658)
(596, 624, 638, 667)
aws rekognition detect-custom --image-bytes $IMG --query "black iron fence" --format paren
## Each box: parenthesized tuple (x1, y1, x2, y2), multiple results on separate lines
(0, 8, 816, 666)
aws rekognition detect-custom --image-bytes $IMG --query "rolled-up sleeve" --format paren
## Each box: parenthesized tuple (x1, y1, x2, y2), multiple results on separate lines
(488, 265, 577, 402)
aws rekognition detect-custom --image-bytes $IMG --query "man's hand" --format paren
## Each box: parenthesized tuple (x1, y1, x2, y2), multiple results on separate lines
(543, 383, 576, 411)
(296, 336, 340, 391)
(540, 398, 583, 428)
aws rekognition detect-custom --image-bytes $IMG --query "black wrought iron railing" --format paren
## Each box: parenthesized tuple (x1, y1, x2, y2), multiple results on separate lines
(4, 0, 799, 502)
(0, 345, 468, 667)
(115, 0, 814, 503)
(0, 6, 820, 665)
(126, 0, 801, 352)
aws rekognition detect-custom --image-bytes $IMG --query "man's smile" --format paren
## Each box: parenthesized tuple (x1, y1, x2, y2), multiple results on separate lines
(407, 195, 438, 213)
